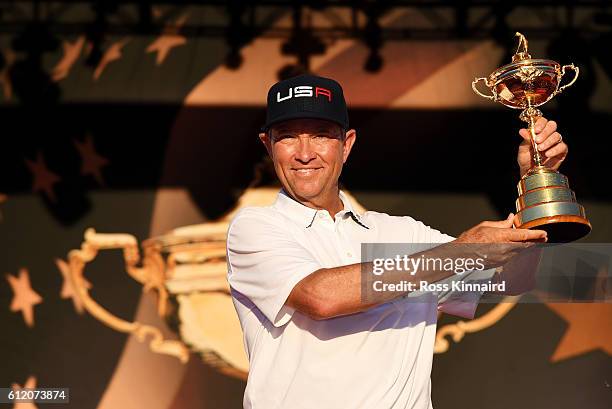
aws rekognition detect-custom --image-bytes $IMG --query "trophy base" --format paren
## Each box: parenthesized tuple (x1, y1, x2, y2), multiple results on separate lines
(515, 213, 591, 243)
(514, 166, 591, 243)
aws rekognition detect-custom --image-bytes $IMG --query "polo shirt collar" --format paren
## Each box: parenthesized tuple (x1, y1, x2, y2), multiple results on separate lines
(274, 188, 369, 229)
(338, 190, 370, 229)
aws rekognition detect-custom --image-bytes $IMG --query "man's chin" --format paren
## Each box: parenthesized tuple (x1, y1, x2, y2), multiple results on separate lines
(289, 184, 324, 202)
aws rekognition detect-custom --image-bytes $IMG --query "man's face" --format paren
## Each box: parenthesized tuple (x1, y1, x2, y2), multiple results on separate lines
(259, 118, 356, 203)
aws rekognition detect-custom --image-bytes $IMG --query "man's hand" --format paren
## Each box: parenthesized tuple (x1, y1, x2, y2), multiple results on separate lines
(517, 117, 568, 178)
(456, 213, 547, 243)
(455, 213, 547, 266)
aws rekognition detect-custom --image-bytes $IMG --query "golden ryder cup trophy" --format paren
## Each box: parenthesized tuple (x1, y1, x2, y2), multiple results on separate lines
(472, 32, 591, 242)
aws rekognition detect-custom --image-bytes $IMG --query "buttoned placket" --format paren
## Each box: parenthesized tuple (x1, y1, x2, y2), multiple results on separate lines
(335, 212, 361, 264)
(313, 209, 334, 228)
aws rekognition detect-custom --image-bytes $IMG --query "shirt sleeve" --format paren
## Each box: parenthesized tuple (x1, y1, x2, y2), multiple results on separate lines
(226, 208, 323, 327)
(401, 215, 456, 243)
(435, 267, 497, 319)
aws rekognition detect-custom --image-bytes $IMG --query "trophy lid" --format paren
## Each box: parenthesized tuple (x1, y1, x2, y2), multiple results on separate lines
(512, 32, 532, 62)
(491, 32, 560, 81)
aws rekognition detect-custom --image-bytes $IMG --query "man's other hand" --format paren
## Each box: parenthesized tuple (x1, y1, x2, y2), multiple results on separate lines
(518, 117, 568, 177)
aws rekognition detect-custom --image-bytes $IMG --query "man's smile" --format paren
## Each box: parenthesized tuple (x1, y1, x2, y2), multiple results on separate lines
(291, 167, 323, 176)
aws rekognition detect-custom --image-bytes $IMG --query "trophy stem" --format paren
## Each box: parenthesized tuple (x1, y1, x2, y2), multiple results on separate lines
(519, 106, 544, 168)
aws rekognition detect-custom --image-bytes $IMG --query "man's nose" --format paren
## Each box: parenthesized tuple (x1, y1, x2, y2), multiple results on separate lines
(294, 136, 316, 162)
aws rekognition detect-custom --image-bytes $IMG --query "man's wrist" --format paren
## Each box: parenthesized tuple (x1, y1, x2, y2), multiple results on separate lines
(494, 266, 503, 284)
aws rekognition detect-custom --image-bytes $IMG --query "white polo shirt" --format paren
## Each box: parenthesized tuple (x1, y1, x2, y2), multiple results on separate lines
(227, 189, 494, 409)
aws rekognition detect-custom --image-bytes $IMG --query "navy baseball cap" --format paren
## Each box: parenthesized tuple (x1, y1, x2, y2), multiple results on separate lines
(261, 74, 349, 132)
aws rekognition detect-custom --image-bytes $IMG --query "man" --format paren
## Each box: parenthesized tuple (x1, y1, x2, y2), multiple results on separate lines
(226, 74, 567, 408)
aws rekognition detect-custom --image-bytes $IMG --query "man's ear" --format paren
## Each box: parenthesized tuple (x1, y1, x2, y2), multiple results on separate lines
(342, 129, 357, 163)
(259, 132, 273, 157)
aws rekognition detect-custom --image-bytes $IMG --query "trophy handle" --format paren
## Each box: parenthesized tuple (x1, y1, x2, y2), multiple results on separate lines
(472, 77, 497, 101)
(64, 228, 190, 363)
(554, 64, 579, 96)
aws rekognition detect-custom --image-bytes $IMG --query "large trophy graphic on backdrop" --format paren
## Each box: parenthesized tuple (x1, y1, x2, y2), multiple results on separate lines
(472, 32, 591, 242)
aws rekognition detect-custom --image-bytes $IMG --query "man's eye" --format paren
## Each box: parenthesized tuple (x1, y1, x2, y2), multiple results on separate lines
(315, 134, 332, 139)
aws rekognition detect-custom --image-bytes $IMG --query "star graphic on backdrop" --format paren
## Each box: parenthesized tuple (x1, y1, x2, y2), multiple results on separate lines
(0, 48, 16, 100)
(146, 14, 188, 65)
(6, 268, 43, 328)
(52, 36, 85, 81)
(73, 134, 109, 186)
(146, 33, 186, 65)
(93, 38, 130, 81)
(0, 192, 7, 221)
(546, 302, 612, 362)
(56, 258, 92, 314)
(11, 375, 38, 409)
(24, 152, 61, 203)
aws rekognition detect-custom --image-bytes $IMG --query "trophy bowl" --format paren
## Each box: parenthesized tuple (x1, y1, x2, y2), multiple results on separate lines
(490, 59, 563, 108)
(472, 32, 590, 242)
(473, 60, 579, 110)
